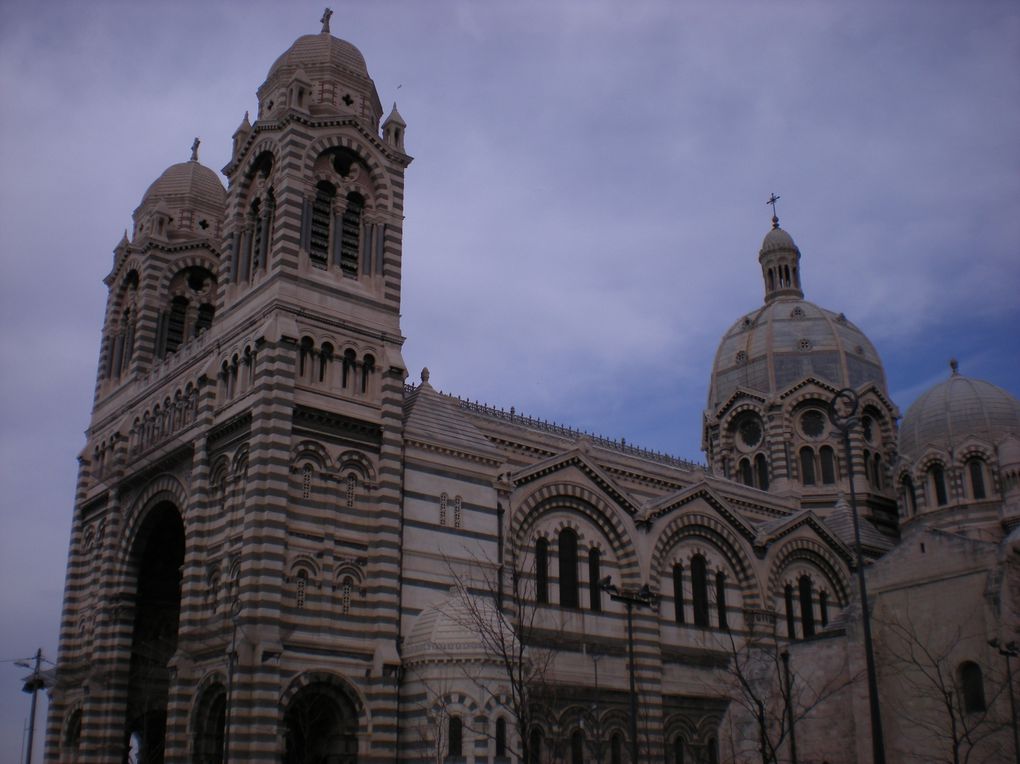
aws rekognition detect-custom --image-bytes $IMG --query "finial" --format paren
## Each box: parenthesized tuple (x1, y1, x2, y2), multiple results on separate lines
(190, 137, 200, 161)
(950, 358, 959, 375)
(320, 7, 333, 33)
(421, 367, 430, 383)
(767, 192, 781, 228)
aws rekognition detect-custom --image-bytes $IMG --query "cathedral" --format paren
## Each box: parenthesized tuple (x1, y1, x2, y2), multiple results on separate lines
(46, 14, 1020, 764)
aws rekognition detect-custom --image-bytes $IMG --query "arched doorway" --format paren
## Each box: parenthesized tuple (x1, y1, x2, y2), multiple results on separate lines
(192, 683, 226, 763)
(125, 502, 185, 763)
(283, 681, 359, 764)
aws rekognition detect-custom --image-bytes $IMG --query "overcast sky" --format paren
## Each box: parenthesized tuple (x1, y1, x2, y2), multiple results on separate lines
(1, 0, 1018, 759)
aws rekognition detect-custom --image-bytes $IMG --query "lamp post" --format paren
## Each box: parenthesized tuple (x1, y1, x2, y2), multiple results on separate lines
(600, 576, 656, 764)
(827, 388, 886, 764)
(989, 638, 1020, 764)
(17, 649, 45, 764)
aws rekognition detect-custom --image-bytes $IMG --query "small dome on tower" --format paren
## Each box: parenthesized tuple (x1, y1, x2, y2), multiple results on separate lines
(899, 365, 1020, 461)
(132, 150, 226, 242)
(761, 225, 799, 254)
(257, 25, 383, 125)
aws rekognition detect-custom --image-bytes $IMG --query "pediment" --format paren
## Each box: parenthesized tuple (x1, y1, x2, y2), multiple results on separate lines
(511, 447, 640, 516)
(755, 510, 854, 564)
(640, 480, 758, 542)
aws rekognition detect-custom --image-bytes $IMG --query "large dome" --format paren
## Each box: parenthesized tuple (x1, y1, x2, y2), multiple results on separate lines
(708, 297, 887, 411)
(899, 366, 1020, 461)
(708, 221, 887, 411)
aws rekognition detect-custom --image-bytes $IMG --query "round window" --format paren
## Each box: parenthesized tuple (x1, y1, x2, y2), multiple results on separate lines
(800, 410, 826, 438)
(734, 414, 763, 451)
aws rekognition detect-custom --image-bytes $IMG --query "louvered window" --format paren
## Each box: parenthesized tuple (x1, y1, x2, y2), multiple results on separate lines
(310, 182, 335, 266)
(340, 192, 364, 276)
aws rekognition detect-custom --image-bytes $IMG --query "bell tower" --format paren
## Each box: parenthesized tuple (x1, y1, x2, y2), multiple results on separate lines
(47, 15, 413, 763)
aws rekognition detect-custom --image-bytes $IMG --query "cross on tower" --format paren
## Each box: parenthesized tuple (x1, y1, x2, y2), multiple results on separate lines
(321, 7, 333, 34)
(190, 137, 200, 161)
(766, 192, 781, 228)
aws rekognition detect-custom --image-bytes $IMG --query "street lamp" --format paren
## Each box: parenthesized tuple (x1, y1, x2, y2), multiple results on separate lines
(827, 388, 886, 764)
(989, 638, 1019, 764)
(600, 576, 656, 764)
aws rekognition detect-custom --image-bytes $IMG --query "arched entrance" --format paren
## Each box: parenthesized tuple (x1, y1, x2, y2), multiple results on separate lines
(283, 681, 359, 764)
(124, 502, 185, 763)
(192, 683, 226, 763)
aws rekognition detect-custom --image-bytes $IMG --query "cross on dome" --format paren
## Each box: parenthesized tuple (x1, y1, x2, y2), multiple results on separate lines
(321, 7, 333, 34)
(767, 192, 781, 228)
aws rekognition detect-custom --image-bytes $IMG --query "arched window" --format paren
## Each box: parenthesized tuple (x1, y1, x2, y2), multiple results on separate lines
(165, 296, 188, 355)
(449, 716, 463, 757)
(673, 564, 685, 624)
(295, 569, 308, 609)
(536, 538, 549, 604)
(739, 458, 753, 486)
(529, 728, 543, 764)
(819, 591, 829, 627)
(800, 447, 816, 486)
(340, 192, 364, 276)
(299, 337, 314, 379)
(319, 342, 333, 383)
(820, 446, 836, 485)
(785, 584, 796, 639)
(691, 555, 709, 627)
(196, 302, 215, 336)
(345, 474, 357, 508)
(902, 475, 917, 515)
(341, 576, 353, 615)
(301, 464, 313, 499)
(559, 528, 579, 608)
(968, 458, 987, 500)
(310, 181, 335, 267)
(342, 348, 356, 389)
(707, 737, 719, 764)
(863, 449, 873, 484)
(798, 575, 815, 638)
(64, 709, 82, 756)
(873, 454, 883, 490)
(495, 717, 507, 757)
(960, 662, 986, 713)
(611, 733, 623, 764)
(930, 464, 949, 506)
(362, 354, 375, 394)
(754, 453, 769, 490)
(673, 736, 686, 764)
(570, 730, 584, 764)
(716, 570, 728, 629)
(589, 548, 602, 612)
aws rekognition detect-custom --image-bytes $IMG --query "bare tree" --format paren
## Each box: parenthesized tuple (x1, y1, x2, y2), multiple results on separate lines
(714, 614, 858, 764)
(876, 610, 1011, 764)
(439, 529, 564, 764)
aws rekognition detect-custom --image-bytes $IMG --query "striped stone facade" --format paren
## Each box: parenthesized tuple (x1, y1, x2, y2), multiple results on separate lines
(45, 19, 1018, 764)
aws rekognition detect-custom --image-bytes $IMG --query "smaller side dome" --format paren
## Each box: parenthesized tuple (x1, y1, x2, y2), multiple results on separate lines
(132, 150, 226, 243)
(899, 364, 1020, 461)
(403, 592, 514, 664)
